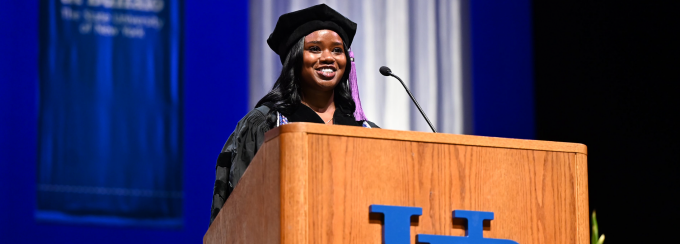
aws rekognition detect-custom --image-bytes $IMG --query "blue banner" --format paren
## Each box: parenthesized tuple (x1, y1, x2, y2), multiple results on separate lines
(37, 0, 182, 227)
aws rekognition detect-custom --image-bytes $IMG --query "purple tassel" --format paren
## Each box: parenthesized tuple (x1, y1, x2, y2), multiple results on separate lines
(349, 49, 367, 121)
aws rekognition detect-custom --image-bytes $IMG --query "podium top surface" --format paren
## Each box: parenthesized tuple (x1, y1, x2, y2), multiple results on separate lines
(266, 122, 587, 155)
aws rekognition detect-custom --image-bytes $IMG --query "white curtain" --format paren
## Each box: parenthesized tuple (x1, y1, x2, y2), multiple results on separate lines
(249, 0, 470, 134)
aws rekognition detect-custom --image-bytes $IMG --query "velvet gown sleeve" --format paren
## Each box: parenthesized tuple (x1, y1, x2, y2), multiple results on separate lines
(210, 108, 270, 225)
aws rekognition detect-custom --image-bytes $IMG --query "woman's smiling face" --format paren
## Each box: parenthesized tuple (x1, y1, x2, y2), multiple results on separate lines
(300, 30, 347, 94)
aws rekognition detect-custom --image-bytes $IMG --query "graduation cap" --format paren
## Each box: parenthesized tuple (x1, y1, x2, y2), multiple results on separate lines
(267, 4, 367, 121)
(267, 4, 357, 64)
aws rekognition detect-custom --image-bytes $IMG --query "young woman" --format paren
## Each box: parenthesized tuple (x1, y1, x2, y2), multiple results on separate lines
(210, 4, 378, 224)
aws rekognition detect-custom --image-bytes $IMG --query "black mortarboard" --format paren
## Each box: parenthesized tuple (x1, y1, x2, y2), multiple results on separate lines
(267, 4, 357, 64)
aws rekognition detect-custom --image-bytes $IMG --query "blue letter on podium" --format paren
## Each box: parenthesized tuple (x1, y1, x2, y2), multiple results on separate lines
(369, 205, 422, 244)
(417, 210, 518, 244)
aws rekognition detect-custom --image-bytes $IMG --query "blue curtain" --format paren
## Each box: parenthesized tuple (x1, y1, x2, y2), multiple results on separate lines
(37, 0, 183, 227)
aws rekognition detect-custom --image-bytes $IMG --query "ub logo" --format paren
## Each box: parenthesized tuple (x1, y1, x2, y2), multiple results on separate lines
(370, 205, 519, 244)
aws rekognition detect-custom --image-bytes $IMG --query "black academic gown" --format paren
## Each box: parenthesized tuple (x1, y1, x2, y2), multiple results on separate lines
(210, 104, 379, 224)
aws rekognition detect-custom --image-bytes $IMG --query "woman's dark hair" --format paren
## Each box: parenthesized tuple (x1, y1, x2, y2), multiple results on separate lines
(255, 36, 355, 128)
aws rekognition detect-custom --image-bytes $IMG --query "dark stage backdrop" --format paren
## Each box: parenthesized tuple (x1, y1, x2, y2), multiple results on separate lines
(533, 1, 677, 243)
(470, 0, 534, 139)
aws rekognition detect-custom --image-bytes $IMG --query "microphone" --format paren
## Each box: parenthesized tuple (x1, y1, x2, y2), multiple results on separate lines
(379, 66, 437, 133)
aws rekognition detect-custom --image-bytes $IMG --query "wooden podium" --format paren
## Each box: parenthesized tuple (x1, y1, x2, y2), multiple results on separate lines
(204, 123, 588, 244)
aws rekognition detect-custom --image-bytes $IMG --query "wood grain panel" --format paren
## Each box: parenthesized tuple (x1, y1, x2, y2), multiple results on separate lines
(206, 123, 589, 244)
(575, 153, 590, 244)
(279, 132, 309, 244)
(266, 123, 587, 155)
(203, 137, 281, 244)
(306, 134, 581, 244)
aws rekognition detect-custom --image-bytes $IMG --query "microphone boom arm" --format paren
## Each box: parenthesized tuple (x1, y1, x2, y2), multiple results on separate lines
(389, 73, 438, 133)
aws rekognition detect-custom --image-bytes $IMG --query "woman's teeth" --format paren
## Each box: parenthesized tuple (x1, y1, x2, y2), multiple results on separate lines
(317, 68, 335, 78)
